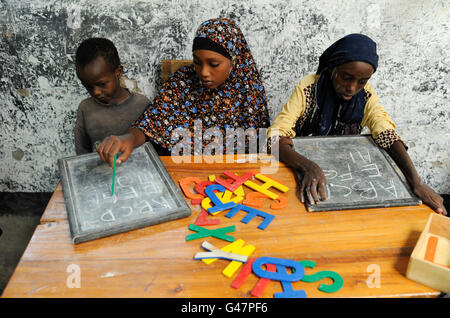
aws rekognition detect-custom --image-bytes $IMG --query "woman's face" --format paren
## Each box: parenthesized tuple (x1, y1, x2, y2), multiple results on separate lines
(193, 49, 232, 89)
(332, 61, 374, 101)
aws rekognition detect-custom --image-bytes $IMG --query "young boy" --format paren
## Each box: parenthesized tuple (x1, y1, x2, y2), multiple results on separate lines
(74, 37, 150, 155)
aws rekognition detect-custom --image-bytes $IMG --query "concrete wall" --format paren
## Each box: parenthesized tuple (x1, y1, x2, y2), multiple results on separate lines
(0, 0, 448, 192)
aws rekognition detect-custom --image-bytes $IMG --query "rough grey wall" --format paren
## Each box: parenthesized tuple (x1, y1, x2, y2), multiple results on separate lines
(0, 0, 449, 192)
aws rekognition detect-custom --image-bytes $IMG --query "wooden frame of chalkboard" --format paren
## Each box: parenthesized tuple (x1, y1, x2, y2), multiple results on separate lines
(292, 134, 421, 212)
(58, 142, 191, 244)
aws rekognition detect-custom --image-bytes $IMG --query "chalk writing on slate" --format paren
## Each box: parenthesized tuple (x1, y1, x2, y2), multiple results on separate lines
(58, 142, 191, 244)
(292, 135, 421, 212)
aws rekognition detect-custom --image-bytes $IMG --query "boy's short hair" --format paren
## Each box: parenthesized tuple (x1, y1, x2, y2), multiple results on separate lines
(75, 38, 121, 71)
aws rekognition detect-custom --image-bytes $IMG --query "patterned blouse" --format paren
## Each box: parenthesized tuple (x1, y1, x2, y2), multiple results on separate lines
(133, 18, 270, 154)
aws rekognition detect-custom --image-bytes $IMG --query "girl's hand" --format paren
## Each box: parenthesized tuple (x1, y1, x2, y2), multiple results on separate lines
(276, 138, 327, 205)
(297, 158, 327, 205)
(386, 140, 447, 215)
(413, 183, 447, 215)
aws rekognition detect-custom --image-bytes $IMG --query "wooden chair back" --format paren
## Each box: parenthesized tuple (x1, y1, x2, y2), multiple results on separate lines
(161, 59, 192, 82)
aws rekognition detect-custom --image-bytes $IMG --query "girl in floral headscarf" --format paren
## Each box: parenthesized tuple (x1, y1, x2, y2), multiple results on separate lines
(98, 18, 269, 162)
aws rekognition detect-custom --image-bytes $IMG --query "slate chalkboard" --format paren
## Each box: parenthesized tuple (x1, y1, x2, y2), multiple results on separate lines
(292, 135, 421, 212)
(58, 142, 191, 244)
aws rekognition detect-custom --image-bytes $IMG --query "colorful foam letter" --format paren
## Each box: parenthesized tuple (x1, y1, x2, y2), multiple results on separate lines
(243, 192, 288, 210)
(215, 170, 255, 192)
(201, 196, 217, 212)
(190, 197, 204, 205)
(219, 190, 244, 204)
(298, 260, 344, 293)
(204, 184, 237, 213)
(209, 174, 245, 197)
(242, 192, 268, 208)
(194, 180, 214, 196)
(201, 190, 244, 215)
(185, 224, 235, 242)
(252, 257, 306, 298)
(231, 258, 276, 297)
(194, 209, 221, 226)
(252, 257, 304, 282)
(194, 241, 248, 262)
(201, 239, 255, 277)
(222, 239, 255, 277)
(225, 204, 275, 230)
(270, 194, 288, 210)
(179, 177, 204, 200)
(274, 265, 307, 298)
(244, 173, 289, 200)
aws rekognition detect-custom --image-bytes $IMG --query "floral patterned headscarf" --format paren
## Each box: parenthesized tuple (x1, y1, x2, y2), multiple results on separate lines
(133, 18, 270, 154)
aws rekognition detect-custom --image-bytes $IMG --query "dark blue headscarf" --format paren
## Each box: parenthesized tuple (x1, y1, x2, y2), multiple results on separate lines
(315, 34, 378, 136)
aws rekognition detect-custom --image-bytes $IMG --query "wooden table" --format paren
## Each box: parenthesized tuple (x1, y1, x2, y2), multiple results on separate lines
(1, 155, 440, 298)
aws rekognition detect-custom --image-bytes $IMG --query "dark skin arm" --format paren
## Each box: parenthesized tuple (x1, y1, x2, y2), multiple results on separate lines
(276, 137, 327, 205)
(386, 140, 446, 215)
(97, 127, 146, 168)
(276, 136, 447, 215)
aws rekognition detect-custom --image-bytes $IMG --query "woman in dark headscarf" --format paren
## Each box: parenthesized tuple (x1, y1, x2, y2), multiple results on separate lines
(98, 18, 270, 160)
(268, 34, 446, 214)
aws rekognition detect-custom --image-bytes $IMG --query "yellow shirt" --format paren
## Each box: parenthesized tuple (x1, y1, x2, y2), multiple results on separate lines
(267, 74, 402, 148)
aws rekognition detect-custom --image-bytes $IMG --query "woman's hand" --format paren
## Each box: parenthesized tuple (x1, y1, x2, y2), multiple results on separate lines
(412, 183, 447, 215)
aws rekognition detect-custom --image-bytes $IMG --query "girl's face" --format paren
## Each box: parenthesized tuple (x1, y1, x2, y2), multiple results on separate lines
(332, 61, 374, 101)
(76, 56, 123, 105)
(193, 49, 232, 89)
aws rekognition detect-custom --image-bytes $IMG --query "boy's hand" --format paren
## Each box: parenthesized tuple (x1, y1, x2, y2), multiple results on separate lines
(97, 134, 135, 168)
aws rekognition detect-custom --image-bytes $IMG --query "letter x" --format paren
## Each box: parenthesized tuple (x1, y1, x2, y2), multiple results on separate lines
(185, 224, 235, 242)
